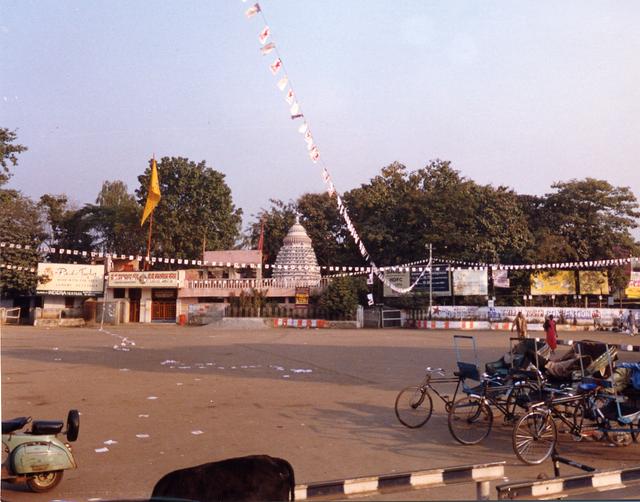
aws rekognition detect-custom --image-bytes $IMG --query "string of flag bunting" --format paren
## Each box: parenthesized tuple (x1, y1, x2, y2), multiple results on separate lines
(0, 239, 637, 276)
(242, 1, 432, 294)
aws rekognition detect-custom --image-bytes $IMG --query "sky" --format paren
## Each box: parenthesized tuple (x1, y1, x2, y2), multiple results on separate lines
(2, 0, 639, 236)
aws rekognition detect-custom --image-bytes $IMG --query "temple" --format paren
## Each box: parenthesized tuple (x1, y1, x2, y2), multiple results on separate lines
(273, 216, 321, 285)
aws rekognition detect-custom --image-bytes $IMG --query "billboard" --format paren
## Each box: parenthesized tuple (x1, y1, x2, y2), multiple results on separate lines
(453, 269, 488, 296)
(579, 271, 609, 295)
(493, 269, 510, 288)
(409, 268, 451, 296)
(382, 271, 410, 297)
(36, 263, 105, 296)
(530, 271, 576, 296)
(626, 258, 640, 299)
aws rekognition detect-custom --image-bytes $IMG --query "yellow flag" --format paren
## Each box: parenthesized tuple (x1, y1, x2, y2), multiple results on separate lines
(141, 159, 161, 225)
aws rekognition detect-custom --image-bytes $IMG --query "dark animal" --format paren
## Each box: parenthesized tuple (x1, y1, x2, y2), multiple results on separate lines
(151, 455, 295, 502)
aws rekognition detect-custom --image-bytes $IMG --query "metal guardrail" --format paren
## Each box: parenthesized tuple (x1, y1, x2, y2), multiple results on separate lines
(296, 461, 505, 500)
(382, 309, 402, 328)
(496, 464, 640, 499)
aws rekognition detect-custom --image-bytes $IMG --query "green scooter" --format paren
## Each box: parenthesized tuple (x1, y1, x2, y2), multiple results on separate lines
(2, 410, 79, 492)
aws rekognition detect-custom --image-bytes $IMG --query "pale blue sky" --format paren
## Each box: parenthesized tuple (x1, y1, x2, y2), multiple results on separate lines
(2, 1, 639, 234)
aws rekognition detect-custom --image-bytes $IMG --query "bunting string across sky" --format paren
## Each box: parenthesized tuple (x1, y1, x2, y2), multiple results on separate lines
(242, 0, 430, 294)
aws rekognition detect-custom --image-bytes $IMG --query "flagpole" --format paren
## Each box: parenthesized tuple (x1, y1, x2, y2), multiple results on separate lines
(146, 213, 153, 270)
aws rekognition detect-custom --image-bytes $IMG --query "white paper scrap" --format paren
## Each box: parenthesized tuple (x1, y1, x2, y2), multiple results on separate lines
(95, 447, 109, 453)
(147, 396, 158, 400)
(136, 434, 150, 439)
(191, 430, 204, 435)
(138, 414, 149, 418)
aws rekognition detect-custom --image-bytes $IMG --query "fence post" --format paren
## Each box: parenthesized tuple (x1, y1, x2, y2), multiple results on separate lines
(476, 480, 491, 500)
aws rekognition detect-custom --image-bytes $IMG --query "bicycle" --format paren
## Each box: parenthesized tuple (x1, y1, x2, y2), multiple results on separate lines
(394, 367, 461, 428)
(447, 369, 542, 445)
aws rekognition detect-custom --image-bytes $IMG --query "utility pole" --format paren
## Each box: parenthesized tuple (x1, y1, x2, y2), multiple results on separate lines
(427, 243, 433, 319)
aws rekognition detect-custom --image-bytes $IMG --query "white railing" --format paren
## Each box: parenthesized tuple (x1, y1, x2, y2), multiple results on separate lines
(184, 277, 331, 290)
(0, 307, 21, 325)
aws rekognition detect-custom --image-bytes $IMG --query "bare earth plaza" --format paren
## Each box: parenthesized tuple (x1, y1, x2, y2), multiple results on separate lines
(2, 324, 640, 500)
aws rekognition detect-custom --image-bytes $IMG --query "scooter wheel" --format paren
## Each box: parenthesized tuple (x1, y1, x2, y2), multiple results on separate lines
(26, 470, 63, 492)
(66, 409, 80, 442)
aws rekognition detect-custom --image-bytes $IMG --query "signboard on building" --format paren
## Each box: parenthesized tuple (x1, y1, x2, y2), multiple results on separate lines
(453, 269, 488, 296)
(295, 287, 310, 306)
(382, 271, 410, 297)
(108, 271, 181, 288)
(626, 259, 640, 299)
(579, 271, 609, 295)
(36, 263, 105, 296)
(530, 271, 576, 296)
(409, 268, 451, 296)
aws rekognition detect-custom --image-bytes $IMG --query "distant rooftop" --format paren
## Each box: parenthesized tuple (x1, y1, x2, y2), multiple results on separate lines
(203, 249, 262, 265)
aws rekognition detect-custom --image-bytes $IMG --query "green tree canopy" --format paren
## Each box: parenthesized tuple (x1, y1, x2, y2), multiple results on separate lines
(136, 157, 242, 260)
(0, 190, 44, 297)
(85, 180, 144, 254)
(38, 194, 94, 262)
(246, 199, 297, 266)
(0, 128, 28, 186)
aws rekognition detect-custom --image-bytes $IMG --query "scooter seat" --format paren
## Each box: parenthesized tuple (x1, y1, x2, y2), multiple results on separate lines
(31, 420, 63, 435)
(2, 417, 30, 434)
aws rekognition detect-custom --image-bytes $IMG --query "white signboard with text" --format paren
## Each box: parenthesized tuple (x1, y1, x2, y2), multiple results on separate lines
(108, 271, 182, 288)
(37, 263, 105, 296)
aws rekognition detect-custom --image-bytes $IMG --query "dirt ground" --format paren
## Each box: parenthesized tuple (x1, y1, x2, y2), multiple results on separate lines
(1, 324, 639, 501)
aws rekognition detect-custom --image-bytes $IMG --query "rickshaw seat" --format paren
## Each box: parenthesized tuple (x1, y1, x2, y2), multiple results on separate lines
(455, 361, 480, 381)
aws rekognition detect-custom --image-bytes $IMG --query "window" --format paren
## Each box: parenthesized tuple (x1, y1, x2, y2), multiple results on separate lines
(113, 288, 126, 299)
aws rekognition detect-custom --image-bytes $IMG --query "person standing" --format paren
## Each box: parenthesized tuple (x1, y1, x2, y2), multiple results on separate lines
(544, 314, 557, 354)
(628, 311, 637, 337)
(511, 311, 528, 339)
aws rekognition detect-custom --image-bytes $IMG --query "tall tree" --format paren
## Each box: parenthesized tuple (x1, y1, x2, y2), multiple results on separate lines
(0, 190, 44, 297)
(38, 194, 94, 262)
(297, 192, 360, 266)
(136, 157, 242, 260)
(86, 180, 144, 254)
(541, 178, 640, 260)
(0, 127, 28, 186)
(246, 199, 297, 265)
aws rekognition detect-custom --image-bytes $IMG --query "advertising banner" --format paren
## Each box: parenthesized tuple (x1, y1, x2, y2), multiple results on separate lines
(453, 269, 488, 296)
(579, 271, 609, 295)
(36, 263, 105, 296)
(493, 269, 510, 288)
(626, 258, 640, 299)
(382, 271, 410, 297)
(429, 305, 636, 327)
(530, 271, 576, 296)
(108, 271, 182, 288)
(409, 268, 451, 296)
(295, 287, 310, 306)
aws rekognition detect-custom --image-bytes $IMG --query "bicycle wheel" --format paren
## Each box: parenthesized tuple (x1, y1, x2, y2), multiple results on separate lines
(513, 410, 557, 465)
(394, 386, 433, 428)
(447, 396, 493, 445)
(505, 384, 537, 424)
